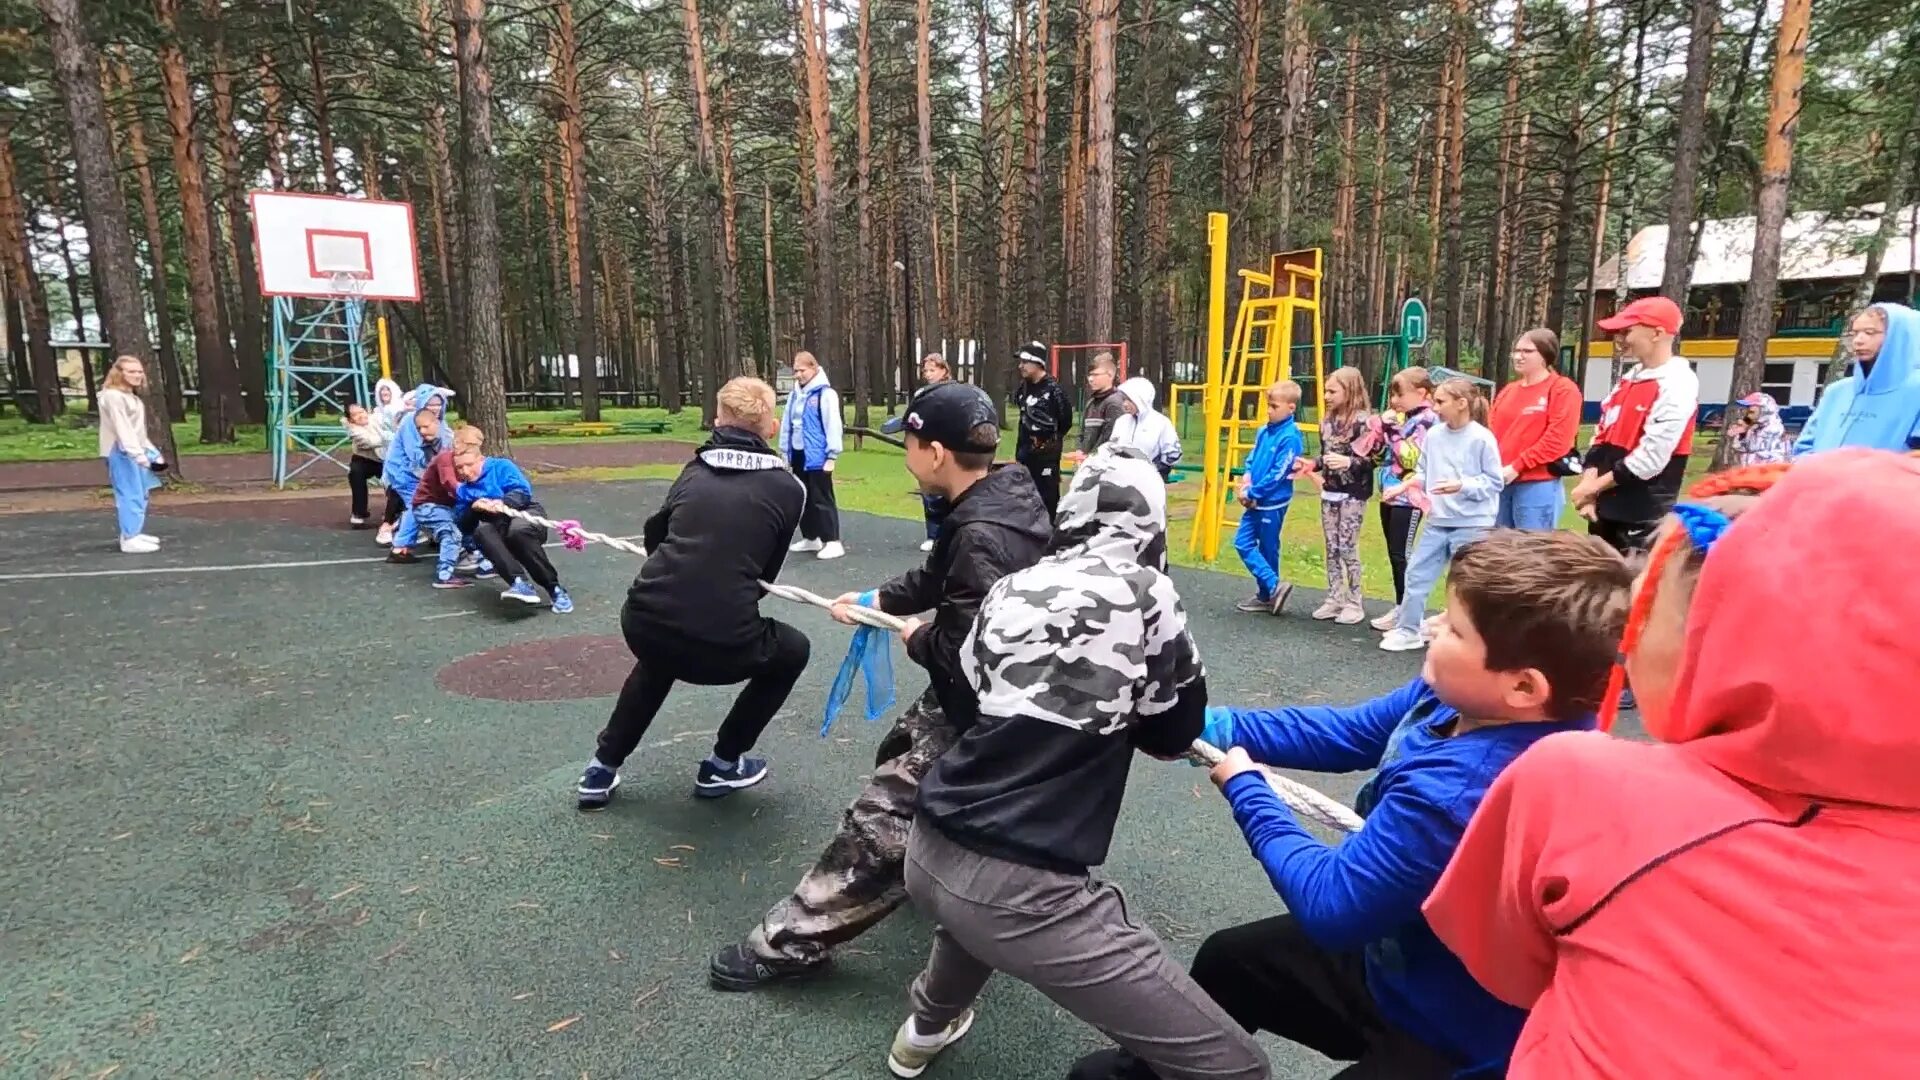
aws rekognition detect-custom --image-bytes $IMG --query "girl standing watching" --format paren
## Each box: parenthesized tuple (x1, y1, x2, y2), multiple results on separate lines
(98, 355, 166, 554)
(1487, 329, 1581, 530)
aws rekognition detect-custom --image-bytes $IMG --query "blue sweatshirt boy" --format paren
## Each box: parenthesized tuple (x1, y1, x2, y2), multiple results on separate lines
(1794, 301, 1920, 456)
(1242, 416, 1303, 511)
(454, 457, 536, 518)
(1203, 679, 1593, 1076)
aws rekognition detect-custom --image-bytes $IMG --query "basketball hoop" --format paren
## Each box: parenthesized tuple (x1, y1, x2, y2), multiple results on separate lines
(328, 270, 371, 299)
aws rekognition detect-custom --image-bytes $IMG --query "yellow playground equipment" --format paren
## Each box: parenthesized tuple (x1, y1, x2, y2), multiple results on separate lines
(1177, 212, 1327, 561)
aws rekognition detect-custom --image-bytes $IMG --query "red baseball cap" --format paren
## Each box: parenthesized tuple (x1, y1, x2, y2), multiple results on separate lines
(1597, 296, 1683, 335)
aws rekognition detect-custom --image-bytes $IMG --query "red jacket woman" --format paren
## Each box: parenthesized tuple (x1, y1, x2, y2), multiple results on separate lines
(1487, 328, 1581, 530)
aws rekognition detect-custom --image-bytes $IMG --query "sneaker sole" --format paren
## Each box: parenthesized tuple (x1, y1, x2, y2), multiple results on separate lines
(888, 1010, 977, 1078)
(1268, 585, 1294, 615)
(500, 591, 543, 605)
(1378, 637, 1428, 653)
(707, 953, 828, 993)
(432, 581, 471, 590)
(576, 773, 621, 811)
(693, 768, 770, 799)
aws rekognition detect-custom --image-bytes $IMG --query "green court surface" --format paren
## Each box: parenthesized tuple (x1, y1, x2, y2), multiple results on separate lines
(2, 483, 1444, 1080)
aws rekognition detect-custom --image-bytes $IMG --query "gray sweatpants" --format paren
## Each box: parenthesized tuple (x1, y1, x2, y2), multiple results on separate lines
(903, 821, 1271, 1080)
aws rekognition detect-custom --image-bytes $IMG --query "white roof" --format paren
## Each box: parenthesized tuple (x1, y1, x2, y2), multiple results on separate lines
(1589, 203, 1920, 291)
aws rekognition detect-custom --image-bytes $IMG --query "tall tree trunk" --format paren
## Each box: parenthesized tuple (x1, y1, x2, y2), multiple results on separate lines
(1331, 35, 1359, 333)
(1579, 98, 1622, 382)
(450, 0, 511, 449)
(553, 0, 599, 420)
(715, 16, 746, 374)
(854, 0, 876, 423)
(39, 0, 178, 460)
(1687, 0, 1769, 285)
(304, 1, 340, 193)
(1660, 0, 1718, 302)
(259, 49, 287, 189)
(0, 132, 61, 421)
(1225, 0, 1262, 269)
(975, 0, 1007, 417)
(679, 0, 743, 381)
(418, 0, 464, 378)
(1023, 0, 1050, 342)
(763, 183, 779, 380)
(205, 0, 266, 423)
(798, 0, 838, 376)
(1482, 2, 1526, 383)
(155, 0, 240, 442)
(640, 73, 682, 413)
(1365, 88, 1390, 335)
(914, 0, 944, 356)
(45, 171, 99, 410)
(1721, 0, 1810, 467)
(1273, 2, 1311, 252)
(1060, 16, 1087, 346)
(108, 59, 185, 420)
(541, 152, 571, 398)
(1084, 0, 1116, 343)
(1441, 0, 1468, 367)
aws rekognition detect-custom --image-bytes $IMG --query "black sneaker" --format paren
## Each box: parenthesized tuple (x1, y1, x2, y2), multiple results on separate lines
(694, 756, 769, 799)
(577, 764, 620, 810)
(708, 942, 827, 992)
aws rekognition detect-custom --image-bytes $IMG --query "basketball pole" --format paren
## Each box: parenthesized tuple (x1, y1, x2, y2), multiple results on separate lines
(377, 315, 392, 381)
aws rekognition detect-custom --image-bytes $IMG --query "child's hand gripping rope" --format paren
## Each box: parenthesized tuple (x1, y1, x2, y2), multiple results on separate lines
(487, 504, 1361, 830)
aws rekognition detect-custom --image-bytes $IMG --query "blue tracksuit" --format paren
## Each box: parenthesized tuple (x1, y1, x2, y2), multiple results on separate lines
(1234, 416, 1302, 600)
(1794, 302, 1920, 456)
(1203, 679, 1593, 1076)
(454, 457, 536, 517)
(381, 384, 453, 547)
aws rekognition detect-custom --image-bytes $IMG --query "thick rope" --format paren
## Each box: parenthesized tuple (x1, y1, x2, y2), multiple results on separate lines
(486, 503, 1361, 832)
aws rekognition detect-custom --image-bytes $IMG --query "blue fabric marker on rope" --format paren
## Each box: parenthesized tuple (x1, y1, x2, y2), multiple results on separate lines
(822, 590, 896, 736)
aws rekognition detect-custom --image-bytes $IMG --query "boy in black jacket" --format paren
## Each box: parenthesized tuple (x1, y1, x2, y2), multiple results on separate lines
(712, 381, 1053, 990)
(574, 377, 810, 807)
(883, 444, 1266, 1080)
(1015, 341, 1074, 518)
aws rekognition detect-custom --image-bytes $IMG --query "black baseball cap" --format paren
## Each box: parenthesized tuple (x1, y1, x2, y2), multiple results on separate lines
(904, 382, 1001, 453)
(1017, 341, 1048, 368)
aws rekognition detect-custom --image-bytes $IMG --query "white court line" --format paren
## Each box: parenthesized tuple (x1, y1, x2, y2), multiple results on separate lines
(0, 538, 623, 583)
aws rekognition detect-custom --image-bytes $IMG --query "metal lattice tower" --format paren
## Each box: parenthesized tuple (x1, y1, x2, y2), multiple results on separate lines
(267, 285, 372, 487)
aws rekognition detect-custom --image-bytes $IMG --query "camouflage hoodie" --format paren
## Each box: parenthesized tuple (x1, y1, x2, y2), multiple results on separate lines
(918, 444, 1208, 873)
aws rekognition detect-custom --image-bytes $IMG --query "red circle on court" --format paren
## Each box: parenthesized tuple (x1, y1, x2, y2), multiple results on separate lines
(435, 634, 631, 701)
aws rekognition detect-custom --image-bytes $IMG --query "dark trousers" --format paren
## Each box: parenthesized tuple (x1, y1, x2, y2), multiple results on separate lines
(383, 488, 405, 526)
(1018, 442, 1063, 520)
(348, 455, 381, 519)
(1378, 502, 1424, 604)
(790, 452, 840, 542)
(596, 613, 810, 766)
(1590, 516, 1658, 555)
(1070, 915, 1454, 1080)
(462, 504, 559, 593)
(921, 493, 949, 541)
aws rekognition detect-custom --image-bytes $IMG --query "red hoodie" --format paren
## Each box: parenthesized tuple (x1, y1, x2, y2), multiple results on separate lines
(412, 449, 460, 509)
(1487, 373, 1581, 482)
(1425, 449, 1920, 1078)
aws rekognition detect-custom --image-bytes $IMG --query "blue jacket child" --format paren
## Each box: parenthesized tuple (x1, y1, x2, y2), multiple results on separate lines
(1232, 411, 1303, 608)
(455, 455, 570, 611)
(1794, 301, 1920, 456)
(1201, 679, 1594, 1076)
(381, 384, 453, 550)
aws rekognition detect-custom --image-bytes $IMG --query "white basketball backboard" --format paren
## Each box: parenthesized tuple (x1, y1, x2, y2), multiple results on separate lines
(250, 191, 421, 301)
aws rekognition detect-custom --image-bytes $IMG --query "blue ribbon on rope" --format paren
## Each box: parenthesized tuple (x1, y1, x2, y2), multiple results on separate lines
(822, 590, 896, 736)
(1671, 502, 1733, 555)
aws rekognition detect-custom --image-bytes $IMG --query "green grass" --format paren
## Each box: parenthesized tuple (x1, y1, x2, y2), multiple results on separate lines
(0, 414, 269, 461)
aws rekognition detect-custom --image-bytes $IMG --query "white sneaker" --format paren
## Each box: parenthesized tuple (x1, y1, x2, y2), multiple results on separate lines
(136, 533, 159, 546)
(790, 537, 824, 553)
(119, 536, 159, 554)
(1370, 607, 1401, 631)
(1310, 598, 1342, 620)
(1378, 627, 1428, 652)
(375, 523, 395, 546)
(816, 541, 846, 561)
(919, 539, 935, 552)
(888, 1009, 976, 1078)
(1335, 604, 1367, 625)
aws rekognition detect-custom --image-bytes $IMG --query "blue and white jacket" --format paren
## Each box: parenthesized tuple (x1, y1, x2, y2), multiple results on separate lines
(779, 370, 844, 471)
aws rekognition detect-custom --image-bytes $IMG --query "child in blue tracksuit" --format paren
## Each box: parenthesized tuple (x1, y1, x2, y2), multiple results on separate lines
(1069, 530, 1635, 1080)
(453, 448, 572, 613)
(1233, 380, 1303, 614)
(381, 383, 454, 558)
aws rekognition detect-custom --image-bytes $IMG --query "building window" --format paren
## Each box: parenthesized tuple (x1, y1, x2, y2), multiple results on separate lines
(1760, 361, 1796, 405)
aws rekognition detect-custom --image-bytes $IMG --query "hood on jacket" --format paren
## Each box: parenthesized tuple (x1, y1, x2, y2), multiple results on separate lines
(697, 424, 788, 471)
(374, 378, 404, 412)
(947, 462, 1054, 546)
(1858, 302, 1920, 394)
(1045, 444, 1167, 571)
(409, 381, 453, 416)
(1665, 448, 1920, 809)
(1736, 391, 1783, 427)
(1117, 377, 1157, 414)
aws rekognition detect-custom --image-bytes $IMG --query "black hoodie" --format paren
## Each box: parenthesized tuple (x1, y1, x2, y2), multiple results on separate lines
(623, 426, 807, 651)
(877, 464, 1052, 731)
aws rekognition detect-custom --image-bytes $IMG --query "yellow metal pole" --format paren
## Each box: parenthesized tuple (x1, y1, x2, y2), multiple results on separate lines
(1193, 212, 1230, 559)
(377, 315, 392, 381)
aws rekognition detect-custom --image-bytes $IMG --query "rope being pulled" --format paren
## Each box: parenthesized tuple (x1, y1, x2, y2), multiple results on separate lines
(484, 503, 1361, 833)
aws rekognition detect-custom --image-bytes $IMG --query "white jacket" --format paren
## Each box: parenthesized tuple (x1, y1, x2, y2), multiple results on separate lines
(1110, 377, 1183, 469)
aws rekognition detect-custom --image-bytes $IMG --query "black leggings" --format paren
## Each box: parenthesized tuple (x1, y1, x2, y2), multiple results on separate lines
(791, 452, 841, 542)
(383, 488, 405, 526)
(596, 614, 811, 766)
(462, 505, 560, 593)
(1378, 502, 1424, 604)
(348, 455, 382, 519)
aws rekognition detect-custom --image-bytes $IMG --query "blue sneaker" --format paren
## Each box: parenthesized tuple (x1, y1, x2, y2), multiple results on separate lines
(550, 586, 574, 614)
(432, 572, 471, 590)
(577, 763, 621, 811)
(501, 578, 542, 605)
(694, 756, 769, 799)
(474, 558, 497, 579)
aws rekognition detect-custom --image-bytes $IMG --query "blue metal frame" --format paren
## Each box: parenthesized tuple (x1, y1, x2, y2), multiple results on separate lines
(268, 293, 373, 487)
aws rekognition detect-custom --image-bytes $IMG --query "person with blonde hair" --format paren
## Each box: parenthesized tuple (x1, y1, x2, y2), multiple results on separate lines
(779, 350, 846, 559)
(1298, 366, 1378, 623)
(98, 354, 166, 553)
(574, 376, 811, 808)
